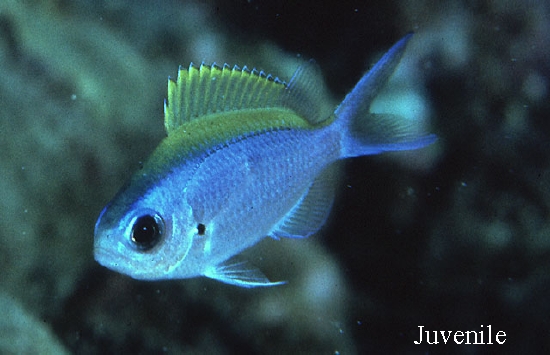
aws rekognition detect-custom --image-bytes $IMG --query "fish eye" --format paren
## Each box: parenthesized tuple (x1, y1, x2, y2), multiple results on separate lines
(130, 213, 165, 251)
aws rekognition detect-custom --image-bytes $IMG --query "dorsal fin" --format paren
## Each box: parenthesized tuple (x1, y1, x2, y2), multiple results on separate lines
(163, 61, 334, 135)
(282, 59, 333, 125)
(164, 63, 288, 134)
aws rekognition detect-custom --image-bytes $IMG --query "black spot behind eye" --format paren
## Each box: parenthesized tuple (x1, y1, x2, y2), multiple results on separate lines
(131, 214, 164, 251)
(197, 223, 206, 235)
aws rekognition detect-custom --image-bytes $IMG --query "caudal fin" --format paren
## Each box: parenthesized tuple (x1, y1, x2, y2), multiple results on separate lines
(334, 33, 437, 157)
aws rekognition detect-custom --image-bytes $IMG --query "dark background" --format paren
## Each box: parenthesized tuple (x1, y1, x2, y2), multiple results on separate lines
(1, 0, 549, 353)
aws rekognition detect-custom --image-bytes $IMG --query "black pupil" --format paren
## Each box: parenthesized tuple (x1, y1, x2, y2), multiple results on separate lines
(131, 215, 161, 250)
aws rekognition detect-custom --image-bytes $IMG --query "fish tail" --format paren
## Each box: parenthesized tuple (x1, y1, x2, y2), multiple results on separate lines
(334, 33, 436, 158)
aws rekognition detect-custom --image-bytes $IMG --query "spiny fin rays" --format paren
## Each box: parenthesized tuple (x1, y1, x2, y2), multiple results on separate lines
(163, 61, 333, 135)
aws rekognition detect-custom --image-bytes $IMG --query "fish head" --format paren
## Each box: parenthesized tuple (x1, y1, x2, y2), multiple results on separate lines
(93, 180, 195, 280)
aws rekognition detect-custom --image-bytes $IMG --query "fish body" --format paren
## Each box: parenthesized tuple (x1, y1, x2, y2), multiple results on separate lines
(94, 34, 436, 287)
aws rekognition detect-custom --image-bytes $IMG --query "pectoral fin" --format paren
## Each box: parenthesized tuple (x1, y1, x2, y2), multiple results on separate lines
(204, 258, 286, 288)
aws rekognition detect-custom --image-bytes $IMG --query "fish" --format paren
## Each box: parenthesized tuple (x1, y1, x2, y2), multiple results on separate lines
(94, 33, 436, 287)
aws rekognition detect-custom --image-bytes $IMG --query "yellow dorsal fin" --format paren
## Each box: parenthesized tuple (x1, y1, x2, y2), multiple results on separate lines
(164, 63, 288, 134)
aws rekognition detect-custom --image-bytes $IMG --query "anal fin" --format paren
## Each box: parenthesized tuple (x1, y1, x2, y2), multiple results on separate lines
(270, 164, 338, 239)
(204, 257, 286, 288)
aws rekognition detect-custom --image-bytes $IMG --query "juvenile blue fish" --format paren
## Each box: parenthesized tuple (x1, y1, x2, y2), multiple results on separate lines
(94, 34, 436, 287)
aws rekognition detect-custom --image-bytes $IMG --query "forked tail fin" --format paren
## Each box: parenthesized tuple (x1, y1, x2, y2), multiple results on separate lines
(334, 33, 436, 157)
